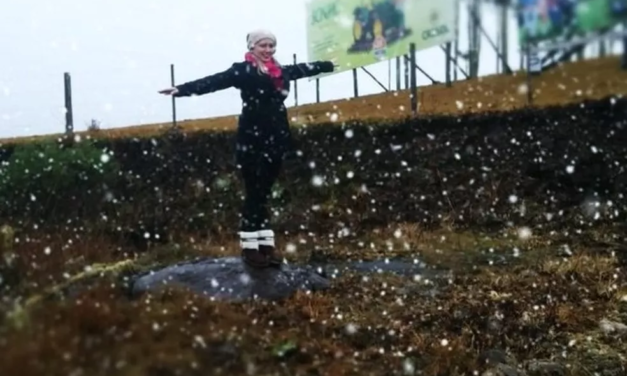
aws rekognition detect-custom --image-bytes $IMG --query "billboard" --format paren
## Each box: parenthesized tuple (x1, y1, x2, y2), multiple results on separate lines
(305, 0, 457, 76)
(517, 0, 627, 46)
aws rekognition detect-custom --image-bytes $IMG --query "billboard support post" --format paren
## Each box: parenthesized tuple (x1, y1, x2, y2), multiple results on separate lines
(409, 42, 418, 116)
(445, 42, 452, 86)
(525, 43, 533, 106)
(395, 56, 401, 90)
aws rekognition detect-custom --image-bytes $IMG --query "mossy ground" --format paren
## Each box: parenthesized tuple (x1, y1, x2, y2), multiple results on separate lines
(1, 221, 625, 376)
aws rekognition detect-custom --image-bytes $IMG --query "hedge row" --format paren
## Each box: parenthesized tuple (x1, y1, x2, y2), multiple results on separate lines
(0, 96, 625, 239)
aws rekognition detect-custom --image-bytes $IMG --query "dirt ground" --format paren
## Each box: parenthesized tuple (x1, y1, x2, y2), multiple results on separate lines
(0, 222, 626, 376)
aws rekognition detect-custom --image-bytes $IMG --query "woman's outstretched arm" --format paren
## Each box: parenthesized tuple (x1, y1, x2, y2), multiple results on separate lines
(283, 61, 335, 80)
(160, 63, 241, 97)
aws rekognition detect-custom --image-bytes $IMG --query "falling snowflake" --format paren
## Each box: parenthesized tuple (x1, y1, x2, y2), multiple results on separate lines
(517, 227, 532, 240)
(345, 323, 358, 334)
(285, 243, 297, 253)
(311, 175, 324, 186)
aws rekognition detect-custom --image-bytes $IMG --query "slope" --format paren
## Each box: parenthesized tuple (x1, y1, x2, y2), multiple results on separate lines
(2, 55, 626, 144)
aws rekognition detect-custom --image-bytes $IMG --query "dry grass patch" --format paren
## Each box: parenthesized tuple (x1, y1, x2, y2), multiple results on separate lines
(1, 225, 626, 375)
(2, 56, 626, 145)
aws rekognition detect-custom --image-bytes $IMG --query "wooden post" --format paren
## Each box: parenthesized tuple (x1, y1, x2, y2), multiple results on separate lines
(170, 64, 177, 128)
(404, 54, 409, 89)
(445, 42, 452, 87)
(64, 72, 73, 135)
(293, 53, 298, 106)
(409, 43, 418, 115)
(525, 43, 533, 106)
(316, 78, 320, 103)
(395, 56, 401, 90)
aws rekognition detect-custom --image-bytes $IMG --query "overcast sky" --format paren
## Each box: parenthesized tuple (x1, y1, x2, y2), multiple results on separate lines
(1, 0, 528, 139)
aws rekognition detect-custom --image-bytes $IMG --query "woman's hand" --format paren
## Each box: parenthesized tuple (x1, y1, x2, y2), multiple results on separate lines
(158, 87, 179, 95)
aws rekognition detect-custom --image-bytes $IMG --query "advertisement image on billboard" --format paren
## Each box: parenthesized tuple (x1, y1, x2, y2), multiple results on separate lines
(306, 0, 457, 76)
(517, 0, 627, 46)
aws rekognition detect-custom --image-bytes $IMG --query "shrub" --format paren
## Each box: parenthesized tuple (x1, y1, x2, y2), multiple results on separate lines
(0, 138, 120, 221)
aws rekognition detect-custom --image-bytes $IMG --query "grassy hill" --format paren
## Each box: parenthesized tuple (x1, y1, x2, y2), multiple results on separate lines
(2, 56, 626, 145)
(1, 57, 627, 375)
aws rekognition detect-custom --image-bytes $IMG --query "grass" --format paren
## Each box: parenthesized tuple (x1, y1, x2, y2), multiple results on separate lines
(2, 55, 627, 145)
(0, 53, 626, 376)
(0, 221, 625, 375)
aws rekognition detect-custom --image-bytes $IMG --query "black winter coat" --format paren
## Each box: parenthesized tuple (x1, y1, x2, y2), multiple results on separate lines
(174, 60, 335, 157)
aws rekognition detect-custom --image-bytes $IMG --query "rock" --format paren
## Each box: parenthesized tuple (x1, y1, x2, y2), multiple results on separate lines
(130, 257, 330, 302)
(525, 360, 566, 375)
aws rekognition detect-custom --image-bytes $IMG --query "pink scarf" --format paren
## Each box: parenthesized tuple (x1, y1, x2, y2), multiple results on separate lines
(245, 52, 283, 90)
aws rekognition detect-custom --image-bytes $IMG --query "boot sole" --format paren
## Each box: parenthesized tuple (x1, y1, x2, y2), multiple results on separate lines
(242, 257, 270, 268)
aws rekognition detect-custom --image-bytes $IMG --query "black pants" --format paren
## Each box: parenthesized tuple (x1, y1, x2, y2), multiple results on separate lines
(236, 145, 284, 232)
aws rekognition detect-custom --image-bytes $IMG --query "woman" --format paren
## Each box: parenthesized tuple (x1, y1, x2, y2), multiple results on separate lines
(159, 30, 336, 268)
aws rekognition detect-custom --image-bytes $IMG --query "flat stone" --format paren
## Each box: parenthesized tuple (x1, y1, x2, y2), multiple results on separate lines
(130, 257, 330, 302)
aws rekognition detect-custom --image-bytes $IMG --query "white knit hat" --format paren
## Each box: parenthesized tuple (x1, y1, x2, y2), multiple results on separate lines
(246, 30, 277, 50)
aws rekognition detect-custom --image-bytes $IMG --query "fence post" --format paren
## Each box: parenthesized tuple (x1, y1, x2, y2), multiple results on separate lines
(445, 42, 452, 87)
(395, 56, 401, 90)
(293, 53, 298, 106)
(63, 72, 73, 135)
(525, 43, 533, 106)
(500, 2, 509, 75)
(170, 64, 177, 128)
(352, 68, 358, 97)
(316, 78, 320, 103)
(404, 54, 409, 89)
(622, 22, 627, 69)
(388, 59, 391, 89)
(409, 43, 418, 116)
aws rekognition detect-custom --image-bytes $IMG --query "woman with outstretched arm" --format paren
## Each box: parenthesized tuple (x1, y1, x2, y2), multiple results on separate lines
(159, 30, 336, 268)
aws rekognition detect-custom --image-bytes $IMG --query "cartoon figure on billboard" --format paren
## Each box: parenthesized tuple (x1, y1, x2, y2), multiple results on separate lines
(348, 0, 412, 54)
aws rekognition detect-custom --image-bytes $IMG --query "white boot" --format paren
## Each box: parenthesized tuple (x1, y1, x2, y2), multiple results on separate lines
(239, 231, 259, 249)
(257, 229, 282, 266)
(239, 231, 268, 267)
